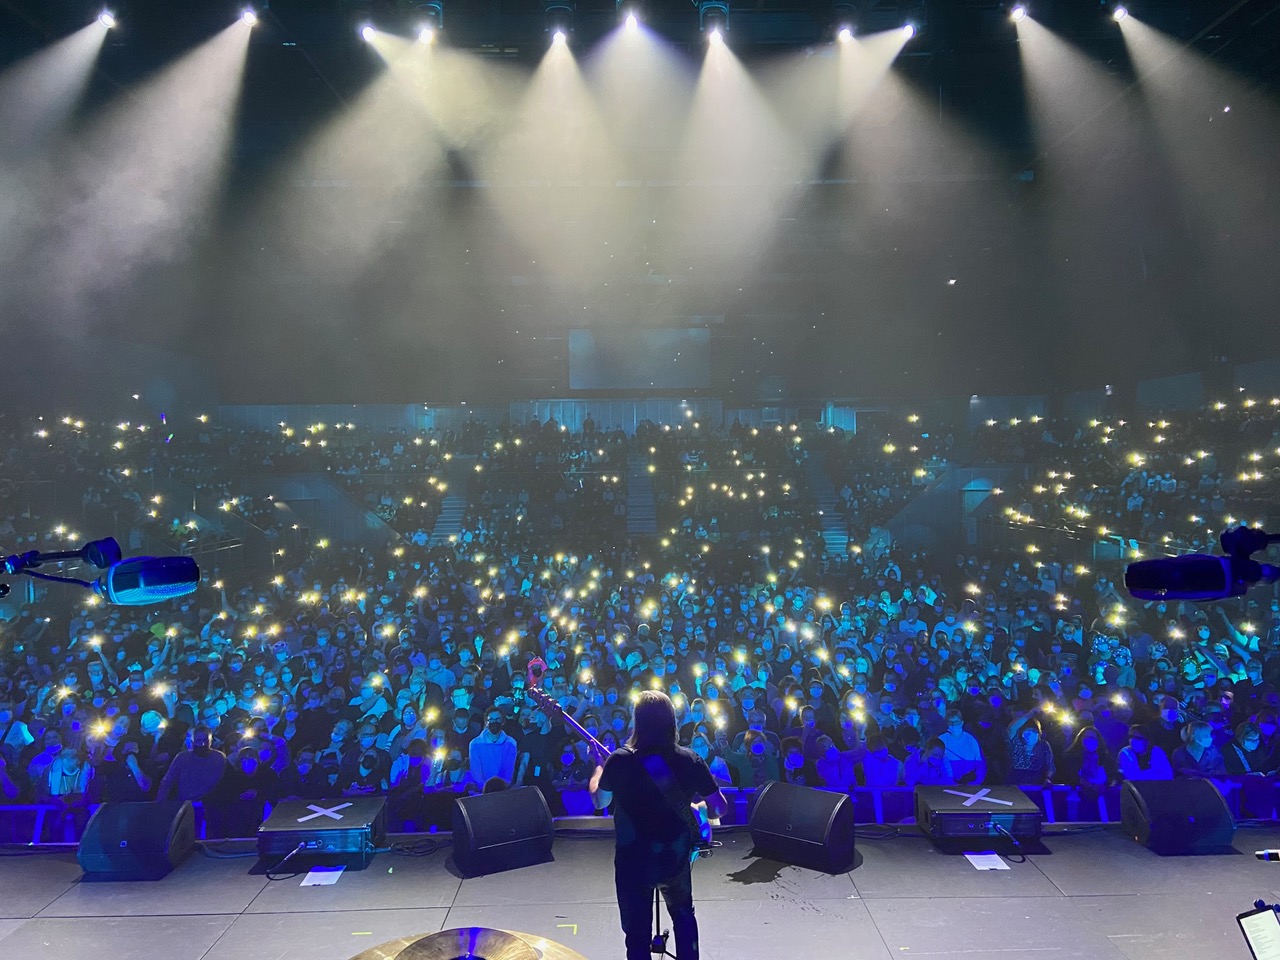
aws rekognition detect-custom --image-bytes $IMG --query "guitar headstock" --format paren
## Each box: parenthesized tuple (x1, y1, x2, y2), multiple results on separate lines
(527, 656, 549, 690)
(524, 658, 560, 715)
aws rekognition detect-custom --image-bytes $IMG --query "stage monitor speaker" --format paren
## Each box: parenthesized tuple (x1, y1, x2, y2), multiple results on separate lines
(452, 786, 554, 877)
(1121, 778, 1235, 855)
(77, 800, 195, 880)
(748, 780, 855, 873)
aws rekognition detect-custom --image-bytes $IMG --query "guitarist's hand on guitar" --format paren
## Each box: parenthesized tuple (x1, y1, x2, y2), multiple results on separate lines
(587, 742, 610, 768)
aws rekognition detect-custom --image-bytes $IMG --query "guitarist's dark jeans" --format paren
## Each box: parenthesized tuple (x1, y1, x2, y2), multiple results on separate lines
(615, 861, 698, 960)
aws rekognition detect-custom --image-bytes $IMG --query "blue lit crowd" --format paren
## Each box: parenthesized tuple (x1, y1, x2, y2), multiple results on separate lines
(0, 397, 1278, 838)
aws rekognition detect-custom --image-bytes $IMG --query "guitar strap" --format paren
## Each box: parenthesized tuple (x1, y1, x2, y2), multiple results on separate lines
(624, 747, 697, 837)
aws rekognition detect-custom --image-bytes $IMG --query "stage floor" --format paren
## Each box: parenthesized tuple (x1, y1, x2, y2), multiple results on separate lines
(2, 824, 1280, 960)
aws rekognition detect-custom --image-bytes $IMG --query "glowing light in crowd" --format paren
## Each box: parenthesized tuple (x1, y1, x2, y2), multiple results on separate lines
(98, 11, 116, 28)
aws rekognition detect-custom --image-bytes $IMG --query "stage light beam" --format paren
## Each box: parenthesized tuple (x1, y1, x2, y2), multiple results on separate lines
(240, 9, 258, 27)
(1011, 6, 1027, 22)
(1112, 6, 1128, 22)
(0, 22, 111, 158)
(552, 29, 566, 44)
(625, 13, 638, 31)
(837, 27, 853, 43)
(902, 23, 916, 39)
(418, 26, 435, 44)
(360, 25, 375, 42)
(98, 11, 116, 28)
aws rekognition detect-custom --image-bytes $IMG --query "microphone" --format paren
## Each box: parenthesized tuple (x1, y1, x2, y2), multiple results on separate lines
(93, 556, 200, 606)
(1125, 554, 1241, 601)
(1125, 526, 1280, 603)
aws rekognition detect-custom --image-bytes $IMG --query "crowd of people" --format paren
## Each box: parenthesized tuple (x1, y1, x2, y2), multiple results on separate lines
(0, 394, 1278, 839)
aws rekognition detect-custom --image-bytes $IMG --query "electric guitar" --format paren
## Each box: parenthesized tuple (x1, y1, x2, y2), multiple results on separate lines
(525, 657, 713, 861)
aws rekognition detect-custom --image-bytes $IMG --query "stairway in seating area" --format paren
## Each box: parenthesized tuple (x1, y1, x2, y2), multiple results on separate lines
(429, 457, 472, 545)
(626, 455, 658, 537)
(804, 452, 849, 558)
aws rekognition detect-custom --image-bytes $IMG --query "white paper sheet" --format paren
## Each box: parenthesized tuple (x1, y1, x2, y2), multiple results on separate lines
(963, 852, 1010, 871)
(300, 865, 345, 886)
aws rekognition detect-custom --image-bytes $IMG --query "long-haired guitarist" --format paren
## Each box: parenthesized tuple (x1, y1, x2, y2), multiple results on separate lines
(589, 690, 730, 960)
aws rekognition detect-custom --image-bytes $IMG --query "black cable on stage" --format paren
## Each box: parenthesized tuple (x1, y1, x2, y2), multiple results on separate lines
(991, 822, 1027, 863)
(387, 836, 450, 857)
(266, 842, 307, 881)
(197, 841, 260, 859)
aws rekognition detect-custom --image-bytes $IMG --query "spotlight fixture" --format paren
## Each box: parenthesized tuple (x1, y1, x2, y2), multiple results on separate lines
(241, 8, 258, 26)
(418, 26, 435, 43)
(360, 24, 375, 41)
(98, 10, 116, 28)
(902, 22, 916, 39)
(545, 0, 574, 41)
(698, 0, 729, 38)
(625, 12, 638, 30)
(415, 1, 444, 33)
(1112, 5, 1128, 21)
(1010, 5, 1027, 22)
(837, 26, 853, 43)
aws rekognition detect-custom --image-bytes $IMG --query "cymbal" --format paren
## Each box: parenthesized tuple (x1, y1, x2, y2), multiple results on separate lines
(348, 927, 589, 960)
(400, 928, 537, 960)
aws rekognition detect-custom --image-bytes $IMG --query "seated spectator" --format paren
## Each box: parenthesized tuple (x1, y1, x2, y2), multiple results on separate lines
(0, 754, 20, 802)
(815, 734, 859, 791)
(1060, 726, 1117, 787)
(342, 749, 390, 796)
(779, 736, 821, 788)
(279, 748, 320, 799)
(726, 730, 781, 789)
(156, 727, 227, 802)
(41, 746, 93, 840)
(860, 734, 903, 787)
(469, 709, 518, 785)
(1223, 722, 1271, 776)
(1117, 725, 1173, 781)
(690, 732, 734, 790)
(1171, 720, 1227, 778)
(939, 711, 986, 784)
(1005, 712, 1055, 786)
(905, 737, 955, 787)
(89, 740, 152, 803)
(212, 747, 281, 836)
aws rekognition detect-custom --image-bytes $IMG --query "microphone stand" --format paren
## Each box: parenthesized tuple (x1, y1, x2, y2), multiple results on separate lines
(0, 537, 123, 600)
(651, 888, 677, 958)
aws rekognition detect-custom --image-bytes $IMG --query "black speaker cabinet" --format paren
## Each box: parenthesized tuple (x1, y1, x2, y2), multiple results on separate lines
(452, 787, 554, 877)
(78, 801, 196, 880)
(748, 781, 856, 873)
(1121, 778, 1235, 855)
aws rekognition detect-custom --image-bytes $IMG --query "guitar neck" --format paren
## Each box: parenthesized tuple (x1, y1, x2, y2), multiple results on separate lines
(526, 684, 608, 756)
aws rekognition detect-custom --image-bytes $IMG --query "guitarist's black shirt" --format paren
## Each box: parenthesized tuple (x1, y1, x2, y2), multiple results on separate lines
(599, 745, 717, 877)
